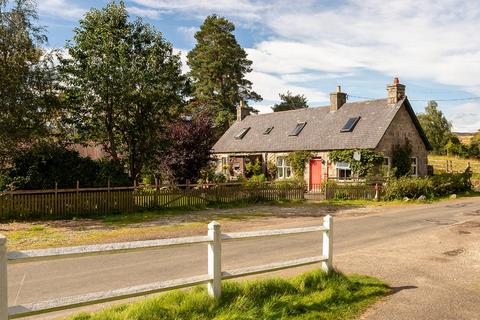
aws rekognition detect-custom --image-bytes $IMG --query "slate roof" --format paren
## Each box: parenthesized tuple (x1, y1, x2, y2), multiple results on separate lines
(212, 97, 430, 153)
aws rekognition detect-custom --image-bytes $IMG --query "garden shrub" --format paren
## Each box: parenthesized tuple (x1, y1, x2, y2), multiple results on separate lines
(383, 170, 472, 200)
(1, 142, 130, 190)
(245, 158, 263, 177)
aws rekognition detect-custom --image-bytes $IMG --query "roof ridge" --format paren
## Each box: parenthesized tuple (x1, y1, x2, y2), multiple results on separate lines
(249, 98, 390, 119)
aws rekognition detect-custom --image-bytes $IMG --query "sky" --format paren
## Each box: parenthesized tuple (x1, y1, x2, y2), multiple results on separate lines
(37, 0, 480, 132)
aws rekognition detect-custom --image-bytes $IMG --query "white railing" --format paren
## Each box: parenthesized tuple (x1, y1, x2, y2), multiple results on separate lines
(0, 215, 333, 319)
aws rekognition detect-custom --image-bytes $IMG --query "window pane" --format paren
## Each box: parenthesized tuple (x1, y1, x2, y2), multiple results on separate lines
(276, 157, 283, 166)
(277, 167, 283, 178)
(346, 169, 352, 178)
(383, 158, 389, 165)
(286, 167, 291, 178)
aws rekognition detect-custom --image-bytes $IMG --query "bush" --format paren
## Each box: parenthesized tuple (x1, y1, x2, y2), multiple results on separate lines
(383, 177, 434, 200)
(1, 142, 130, 190)
(245, 158, 263, 177)
(383, 170, 472, 200)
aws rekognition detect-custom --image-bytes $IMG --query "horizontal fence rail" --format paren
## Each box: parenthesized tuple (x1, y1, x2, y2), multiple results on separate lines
(0, 183, 305, 221)
(0, 216, 333, 319)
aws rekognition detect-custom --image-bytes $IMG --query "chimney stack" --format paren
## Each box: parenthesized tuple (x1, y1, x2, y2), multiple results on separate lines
(236, 100, 250, 121)
(387, 77, 406, 104)
(330, 85, 347, 112)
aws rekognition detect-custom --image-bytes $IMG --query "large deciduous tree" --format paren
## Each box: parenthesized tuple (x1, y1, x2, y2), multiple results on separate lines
(0, 0, 58, 163)
(187, 15, 262, 134)
(272, 91, 308, 112)
(417, 101, 454, 154)
(61, 1, 186, 181)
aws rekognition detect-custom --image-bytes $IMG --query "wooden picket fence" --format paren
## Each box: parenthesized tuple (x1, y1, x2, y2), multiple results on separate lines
(324, 183, 380, 200)
(0, 183, 304, 221)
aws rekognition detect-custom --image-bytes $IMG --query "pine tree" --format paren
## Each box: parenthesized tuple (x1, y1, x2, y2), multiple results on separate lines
(272, 91, 308, 112)
(187, 15, 262, 133)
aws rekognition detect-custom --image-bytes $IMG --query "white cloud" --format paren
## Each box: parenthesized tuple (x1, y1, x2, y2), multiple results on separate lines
(127, 6, 163, 19)
(38, 0, 86, 20)
(173, 48, 190, 74)
(445, 102, 480, 131)
(247, 71, 329, 104)
(130, 0, 269, 20)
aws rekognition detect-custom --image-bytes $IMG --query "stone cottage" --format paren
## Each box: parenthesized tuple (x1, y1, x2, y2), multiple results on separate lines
(212, 78, 431, 190)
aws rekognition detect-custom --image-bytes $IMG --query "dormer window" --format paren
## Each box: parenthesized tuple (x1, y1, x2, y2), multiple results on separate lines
(340, 117, 360, 132)
(234, 127, 250, 139)
(263, 126, 274, 135)
(289, 122, 306, 136)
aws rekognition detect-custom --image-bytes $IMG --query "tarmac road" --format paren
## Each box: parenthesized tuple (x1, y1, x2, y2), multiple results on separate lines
(7, 197, 480, 319)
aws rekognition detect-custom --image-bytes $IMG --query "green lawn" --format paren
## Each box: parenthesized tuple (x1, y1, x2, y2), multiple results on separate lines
(69, 270, 389, 320)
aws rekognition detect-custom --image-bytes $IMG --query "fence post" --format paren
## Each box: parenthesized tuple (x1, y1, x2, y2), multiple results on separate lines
(374, 183, 380, 201)
(207, 221, 221, 299)
(54, 181, 58, 216)
(0, 234, 7, 320)
(322, 215, 333, 272)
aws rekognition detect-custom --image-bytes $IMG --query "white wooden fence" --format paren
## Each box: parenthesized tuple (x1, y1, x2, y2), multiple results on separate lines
(0, 215, 333, 319)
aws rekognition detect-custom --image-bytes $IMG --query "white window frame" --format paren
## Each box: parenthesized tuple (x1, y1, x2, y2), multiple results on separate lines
(383, 157, 391, 176)
(336, 162, 352, 181)
(276, 156, 293, 179)
(411, 157, 418, 176)
(221, 156, 228, 175)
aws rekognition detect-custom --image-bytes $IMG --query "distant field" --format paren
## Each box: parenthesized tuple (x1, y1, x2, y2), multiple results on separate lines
(428, 155, 480, 178)
(454, 132, 475, 144)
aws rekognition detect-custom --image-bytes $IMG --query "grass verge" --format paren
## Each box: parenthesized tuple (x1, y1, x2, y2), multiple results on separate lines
(69, 270, 388, 320)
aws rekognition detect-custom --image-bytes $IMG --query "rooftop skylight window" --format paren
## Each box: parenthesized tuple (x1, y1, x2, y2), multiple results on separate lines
(234, 127, 250, 139)
(263, 126, 274, 135)
(340, 117, 360, 132)
(289, 122, 306, 136)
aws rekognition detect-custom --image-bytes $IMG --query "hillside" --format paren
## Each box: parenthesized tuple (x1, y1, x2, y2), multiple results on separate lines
(454, 132, 475, 144)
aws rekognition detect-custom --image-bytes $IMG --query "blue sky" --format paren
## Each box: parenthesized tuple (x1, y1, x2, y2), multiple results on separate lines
(38, 0, 480, 132)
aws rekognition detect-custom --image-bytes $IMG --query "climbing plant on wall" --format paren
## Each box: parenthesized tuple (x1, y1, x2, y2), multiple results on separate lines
(328, 149, 384, 177)
(391, 143, 412, 177)
(286, 151, 314, 178)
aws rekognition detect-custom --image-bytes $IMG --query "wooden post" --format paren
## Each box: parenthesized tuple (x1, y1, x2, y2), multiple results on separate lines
(0, 234, 7, 320)
(76, 181, 80, 213)
(107, 179, 111, 211)
(54, 182, 58, 216)
(374, 183, 380, 201)
(207, 221, 221, 299)
(322, 215, 333, 272)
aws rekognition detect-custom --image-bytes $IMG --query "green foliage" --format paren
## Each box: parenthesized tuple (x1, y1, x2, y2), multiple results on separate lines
(0, 0, 58, 162)
(391, 143, 412, 177)
(266, 161, 277, 180)
(286, 151, 314, 178)
(187, 15, 262, 134)
(68, 270, 388, 320)
(0, 142, 130, 190)
(272, 91, 308, 112)
(383, 171, 472, 200)
(329, 150, 384, 177)
(61, 1, 186, 180)
(245, 158, 263, 177)
(417, 101, 453, 154)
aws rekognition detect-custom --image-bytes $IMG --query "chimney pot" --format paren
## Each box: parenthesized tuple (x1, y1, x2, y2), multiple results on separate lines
(387, 77, 406, 104)
(236, 100, 250, 121)
(330, 85, 347, 112)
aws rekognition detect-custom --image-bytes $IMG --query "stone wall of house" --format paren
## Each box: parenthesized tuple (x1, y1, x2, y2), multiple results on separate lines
(375, 104, 429, 176)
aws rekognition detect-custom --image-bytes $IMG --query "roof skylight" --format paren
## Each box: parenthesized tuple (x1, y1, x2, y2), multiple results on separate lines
(289, 122, 306, 136)
(340, 117, 360, 132)
(234, 127, 250, 139)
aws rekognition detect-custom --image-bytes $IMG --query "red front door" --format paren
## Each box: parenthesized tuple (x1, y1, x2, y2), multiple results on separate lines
(310, 159, 322, 192)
